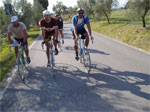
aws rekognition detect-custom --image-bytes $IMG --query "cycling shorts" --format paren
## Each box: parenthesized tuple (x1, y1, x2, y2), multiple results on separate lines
(72, 28, 88, 39)
(13, 37, 28, 45)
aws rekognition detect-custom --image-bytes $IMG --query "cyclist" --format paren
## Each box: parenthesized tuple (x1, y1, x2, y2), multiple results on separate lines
(39, 10, 59, 67)
(8, 16, 31, 63)
(55, 14, 64, 44)
(72, 8, 94, 61)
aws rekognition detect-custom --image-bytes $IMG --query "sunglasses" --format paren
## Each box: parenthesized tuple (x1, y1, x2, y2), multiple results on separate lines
(79, 13, 84, 14)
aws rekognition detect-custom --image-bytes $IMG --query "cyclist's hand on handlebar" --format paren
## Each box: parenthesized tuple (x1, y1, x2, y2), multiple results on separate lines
(89, 35, 94, 40)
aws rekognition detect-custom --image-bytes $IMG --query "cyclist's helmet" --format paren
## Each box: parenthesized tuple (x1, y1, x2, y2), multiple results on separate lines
(76, 8, 84, 12)
(43, 10, 51, 16)
(11, 16, 18, 23)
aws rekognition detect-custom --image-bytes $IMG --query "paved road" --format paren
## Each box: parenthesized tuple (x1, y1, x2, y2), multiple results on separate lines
(0, 22, 150, 112)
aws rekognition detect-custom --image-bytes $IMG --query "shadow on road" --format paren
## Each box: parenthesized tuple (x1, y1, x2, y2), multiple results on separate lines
(1, 63, 118, 112)
(1, 62, 149, 111)
(90, 62, 150, 100)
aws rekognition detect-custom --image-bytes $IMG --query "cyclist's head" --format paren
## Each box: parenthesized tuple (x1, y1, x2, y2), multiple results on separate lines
(55, 14, 60, 17)
(55, 14, 60, 19)
(76, 8, 84, 17)
(11, 16, 18, 23)
(43, 10, 51, 21)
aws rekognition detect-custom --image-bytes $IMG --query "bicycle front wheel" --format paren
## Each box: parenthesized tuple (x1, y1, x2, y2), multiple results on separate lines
(17, 57, 28, 81)
(83, 50, 91, 73)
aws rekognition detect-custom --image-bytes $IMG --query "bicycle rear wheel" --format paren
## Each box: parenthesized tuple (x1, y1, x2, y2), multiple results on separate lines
(83, 50, 91, 73)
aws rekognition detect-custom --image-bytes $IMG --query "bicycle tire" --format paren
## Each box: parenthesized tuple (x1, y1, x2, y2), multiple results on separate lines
(17, 54, 28, 81)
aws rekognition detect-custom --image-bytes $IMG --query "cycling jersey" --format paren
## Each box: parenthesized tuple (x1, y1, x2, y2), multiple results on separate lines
(8, 22, 26, 39)
(39, 18, 58, 39)
(72, 14, 90, 31)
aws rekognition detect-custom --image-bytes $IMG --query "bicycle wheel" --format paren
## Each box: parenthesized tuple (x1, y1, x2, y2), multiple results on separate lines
(79, 48, 83, 63)
(18, 54, 29, 81)
(83, 49, 91, 73)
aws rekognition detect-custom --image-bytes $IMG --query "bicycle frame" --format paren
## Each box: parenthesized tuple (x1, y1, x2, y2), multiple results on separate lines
(10, 43, 28, 81)
(78, 37, 91, 73)
(41, 39, 55, 78)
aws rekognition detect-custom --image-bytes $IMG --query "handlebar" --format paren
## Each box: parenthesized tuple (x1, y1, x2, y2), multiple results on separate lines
(9, 43, 27, 52)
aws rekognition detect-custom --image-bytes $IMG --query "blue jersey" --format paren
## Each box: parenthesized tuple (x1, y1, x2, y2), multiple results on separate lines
(72, 14, 90, 31)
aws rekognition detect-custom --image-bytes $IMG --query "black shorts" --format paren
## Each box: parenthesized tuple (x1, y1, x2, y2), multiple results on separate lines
(14, 37, 28, 45)
(72, 28, 88, 39)
(58, 25, 63, 30)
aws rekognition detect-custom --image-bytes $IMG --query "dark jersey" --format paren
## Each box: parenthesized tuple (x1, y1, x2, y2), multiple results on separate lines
(39, 17, 58, 38)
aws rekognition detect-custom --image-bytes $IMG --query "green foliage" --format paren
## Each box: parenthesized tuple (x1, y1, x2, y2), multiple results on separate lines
(127, 0, 150, 27)
(0, 7, 10, 36)
(53, 1, 67, 15)
(33, 0, 44, 26)
(77, 0, 118, 23)
(90, 9, 150, 52)
(12, 0, 33, 29)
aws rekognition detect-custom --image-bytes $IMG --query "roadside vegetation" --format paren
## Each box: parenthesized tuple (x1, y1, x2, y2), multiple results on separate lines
(90, 10, 150, 52)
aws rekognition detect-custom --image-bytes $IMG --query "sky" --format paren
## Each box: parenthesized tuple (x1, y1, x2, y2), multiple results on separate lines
(0, 0, 128, 12)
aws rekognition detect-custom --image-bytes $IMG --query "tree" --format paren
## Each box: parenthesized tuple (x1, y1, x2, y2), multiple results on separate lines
(33, 0, 44, 25)
(92, 0, 118, 23)
(12, 0, 33, 29)
(0, 7, 9, 36)
(52, 1, 67, 15)
(77, 0, 118, 23)
(38, 0, 48, 9)
(127, 0, 150, 27)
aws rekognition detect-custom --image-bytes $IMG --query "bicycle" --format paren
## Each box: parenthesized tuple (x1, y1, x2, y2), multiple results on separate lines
(9, 43, 28, 81)
(77, 36, 93, 73)
(41, 39, 55, 78)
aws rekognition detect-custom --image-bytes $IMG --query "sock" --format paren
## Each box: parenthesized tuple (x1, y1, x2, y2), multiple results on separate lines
(76, 52, 78, 56)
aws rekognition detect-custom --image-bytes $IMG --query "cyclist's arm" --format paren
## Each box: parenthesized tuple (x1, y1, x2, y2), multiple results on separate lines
(86, 23, 92, 37)
(8, 32, 13, 44)
(54, 26, 58, 38)
(40, 27, 46, 41)
(23, 29, 28, 43)
(73, 24, 78, 39)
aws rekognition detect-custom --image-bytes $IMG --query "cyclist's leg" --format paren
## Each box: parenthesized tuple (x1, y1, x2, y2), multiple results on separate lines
(81, 29, 89, 48)
(60, 29, 64, 44)
(59, 28, 64, 39)
(45, 39, 50, 62)
(52, 33, 59, 55)
(13, 37, 20, 58)
(20, 38, 31, 63)
(72, 30, 79, 60)
(14, 46, 18, 58)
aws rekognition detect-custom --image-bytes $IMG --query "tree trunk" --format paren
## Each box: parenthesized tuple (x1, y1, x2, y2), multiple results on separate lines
(142, 7, 149, 28)
(103, 10, 110, 24)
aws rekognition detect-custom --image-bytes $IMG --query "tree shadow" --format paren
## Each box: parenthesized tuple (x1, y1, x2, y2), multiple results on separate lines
(1, 63, 120, 112)
(90, 61, 150, 100)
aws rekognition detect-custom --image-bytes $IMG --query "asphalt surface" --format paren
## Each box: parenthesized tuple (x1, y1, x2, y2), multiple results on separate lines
(0, 22, 150, 112)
